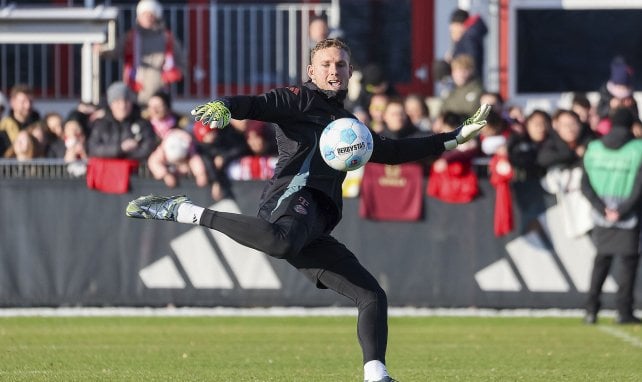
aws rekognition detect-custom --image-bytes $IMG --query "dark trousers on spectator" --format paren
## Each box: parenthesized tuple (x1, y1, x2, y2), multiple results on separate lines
(585, 253, 640, 316)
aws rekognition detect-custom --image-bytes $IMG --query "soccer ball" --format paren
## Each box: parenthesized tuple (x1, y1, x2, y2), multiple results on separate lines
(319, 118, 373, 171)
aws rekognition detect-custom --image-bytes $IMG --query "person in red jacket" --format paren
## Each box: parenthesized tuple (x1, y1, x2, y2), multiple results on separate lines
(126, 38, 490, 382)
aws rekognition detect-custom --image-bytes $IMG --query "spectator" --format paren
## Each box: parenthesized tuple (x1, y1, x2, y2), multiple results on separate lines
(581, 107, 642, 325)
(537, 109, 592, 170)
(595, 56, 638, 136)
(308, 14, 330, 47)
(404, 94, 432, 133)
(508, 109, 551, 232)
(352, 105, 371, 127)
(0, 84, 41, 157)
(32, 112, 66, 158)
(367, 93, 390, 134)
(351, 63, 398, 113)
(479, 110, 509, 157)
(440, 54, 483, 118)
(62, 117, 88, 163)
(479, 91, 504, 115)
(147, 127, 209, 190)
(227, 121, 279, 181)
(539, 110, 595, 238)
(99, 0, 185, 107)
(427, 112, 480, 203)
(144, 90, 188, 140)
(570, 93, 595, 133)
(4, 130, 37, 161)
(446, 8, 487, 83)
(87, 81, 156, 161)
(193, 120, 242, 201)
(380, 98, 424, 140)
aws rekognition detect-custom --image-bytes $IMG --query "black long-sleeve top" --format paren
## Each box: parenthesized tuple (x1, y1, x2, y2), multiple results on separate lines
(220, 81, 457, 225)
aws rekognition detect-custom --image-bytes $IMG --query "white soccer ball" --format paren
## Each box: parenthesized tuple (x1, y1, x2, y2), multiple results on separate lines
(319, 118, 373, 171)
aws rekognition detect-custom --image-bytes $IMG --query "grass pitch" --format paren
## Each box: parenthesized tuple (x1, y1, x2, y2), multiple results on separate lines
(0, 315, 641, 381)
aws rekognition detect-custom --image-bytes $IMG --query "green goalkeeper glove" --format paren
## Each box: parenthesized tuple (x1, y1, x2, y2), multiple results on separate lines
(444, 103, 491, 150)
(191, 100, 231, 129)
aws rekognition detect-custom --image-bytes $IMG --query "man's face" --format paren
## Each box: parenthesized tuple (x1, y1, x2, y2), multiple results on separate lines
(307, 47, 352, 91)
(10, 92, 32, 122)
(110, 98, 133, 122)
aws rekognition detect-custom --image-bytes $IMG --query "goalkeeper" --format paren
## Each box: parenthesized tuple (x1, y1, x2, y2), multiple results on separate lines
(126, 38, 489, 382)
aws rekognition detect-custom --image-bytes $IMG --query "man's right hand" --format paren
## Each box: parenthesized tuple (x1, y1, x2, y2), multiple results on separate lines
(191, 100, 231, 129)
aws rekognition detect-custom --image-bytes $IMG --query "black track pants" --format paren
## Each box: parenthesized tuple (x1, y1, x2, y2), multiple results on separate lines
(198, 188, 388, 363)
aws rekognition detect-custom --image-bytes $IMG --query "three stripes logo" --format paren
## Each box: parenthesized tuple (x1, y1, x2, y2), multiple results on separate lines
(475, 202, 618, 293)
(138, 199, 282, 290)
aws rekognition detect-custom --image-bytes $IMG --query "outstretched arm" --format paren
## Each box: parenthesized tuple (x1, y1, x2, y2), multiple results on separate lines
(369, 104, 490, 164)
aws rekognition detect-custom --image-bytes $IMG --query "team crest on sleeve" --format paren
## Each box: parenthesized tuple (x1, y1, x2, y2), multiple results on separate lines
(286, 86, 300, 95)
(293, 196, 310, 215)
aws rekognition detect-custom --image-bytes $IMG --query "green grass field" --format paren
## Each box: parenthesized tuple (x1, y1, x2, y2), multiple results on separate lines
(0, 315, 640, 381)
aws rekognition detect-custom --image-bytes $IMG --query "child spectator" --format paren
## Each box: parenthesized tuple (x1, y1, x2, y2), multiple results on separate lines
(441, 54, 483, 118)
(147, 127, 209, 190)
(595, 57, 638, 136)
(63, 118, 88, 163)
(227, 121, 278, 181)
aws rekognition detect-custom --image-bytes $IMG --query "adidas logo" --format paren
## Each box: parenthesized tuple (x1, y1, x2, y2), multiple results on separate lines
(475, 202, 617, 293)
(139, 199, 282, 290)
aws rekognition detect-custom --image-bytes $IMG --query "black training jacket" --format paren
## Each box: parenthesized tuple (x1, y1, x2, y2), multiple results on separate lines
(221, 81, 454, 225)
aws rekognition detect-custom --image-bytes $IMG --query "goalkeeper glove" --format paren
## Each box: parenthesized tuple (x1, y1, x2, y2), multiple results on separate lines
(444, 103, 491, 150)
(191, 100, 231, 129)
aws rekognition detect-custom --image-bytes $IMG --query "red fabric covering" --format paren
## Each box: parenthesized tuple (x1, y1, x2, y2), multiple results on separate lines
(86, 158, 138, 194)
(489, 153, 514, 236)
(241, 156, 275, 180)
(427, 160, 478, 203)
(359, 163, 423, 221)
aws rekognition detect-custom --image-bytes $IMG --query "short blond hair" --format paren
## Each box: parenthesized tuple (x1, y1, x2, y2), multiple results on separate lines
(310, 38, 351, 63)
(451, 54, 475, 72)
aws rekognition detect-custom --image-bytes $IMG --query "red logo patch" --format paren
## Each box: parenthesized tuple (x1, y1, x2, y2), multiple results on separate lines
(286, 86, 300, 95)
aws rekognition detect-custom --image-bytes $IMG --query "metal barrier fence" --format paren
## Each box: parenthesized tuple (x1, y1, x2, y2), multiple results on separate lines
(0, 1, 335, 101)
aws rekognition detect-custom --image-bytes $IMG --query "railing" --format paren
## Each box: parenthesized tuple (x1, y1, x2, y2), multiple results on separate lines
(0, 2, 335, 102)
(0, 158, 492, 180)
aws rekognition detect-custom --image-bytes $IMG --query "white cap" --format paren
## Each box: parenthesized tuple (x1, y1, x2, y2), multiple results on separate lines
(137, 0, 162, 19)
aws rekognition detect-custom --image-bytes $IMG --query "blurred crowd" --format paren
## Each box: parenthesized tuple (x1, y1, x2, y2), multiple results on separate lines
(0, 2, 640, 211)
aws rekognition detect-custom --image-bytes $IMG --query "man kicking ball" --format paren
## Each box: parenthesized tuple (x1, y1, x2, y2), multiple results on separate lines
(126, 38, 489, 382)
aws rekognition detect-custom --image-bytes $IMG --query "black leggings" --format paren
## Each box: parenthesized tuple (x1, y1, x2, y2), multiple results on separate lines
(199, 188, 388, 363)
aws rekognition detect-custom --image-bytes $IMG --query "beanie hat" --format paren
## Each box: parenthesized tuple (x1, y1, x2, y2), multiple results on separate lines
(606, 56, 634, 98)
(610, 107, 634, 130)
(107, 81, 133, 104)
(137, 0, 162, 19)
